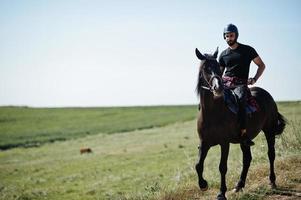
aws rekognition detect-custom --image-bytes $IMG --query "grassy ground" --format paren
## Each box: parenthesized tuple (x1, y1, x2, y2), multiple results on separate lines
(0, 102, 300, 199)
(0, 120, 201, 200)
(0, 105, 196, 150)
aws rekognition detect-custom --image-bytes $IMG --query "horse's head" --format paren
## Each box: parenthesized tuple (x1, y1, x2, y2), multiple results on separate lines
(195, 47, 223, 97)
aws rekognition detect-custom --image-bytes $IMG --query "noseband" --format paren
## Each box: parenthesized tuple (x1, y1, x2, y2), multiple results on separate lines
(201, 72, 223, 93)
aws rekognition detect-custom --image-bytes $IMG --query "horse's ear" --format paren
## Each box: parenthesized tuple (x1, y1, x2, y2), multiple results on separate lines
(195, 48, 206, 60)
(213, 47, 219, 59)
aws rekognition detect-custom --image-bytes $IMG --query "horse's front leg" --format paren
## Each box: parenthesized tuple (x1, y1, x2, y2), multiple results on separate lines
(234, 144, 252, 192)
(217, 143, 230, 200)
(195, 141, 210, 191)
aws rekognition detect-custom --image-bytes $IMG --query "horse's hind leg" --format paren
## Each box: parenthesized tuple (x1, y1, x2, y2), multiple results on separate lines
(195, 141, 210, 191)
(234, 144, 252, 192)
(265, 132, 277, 189)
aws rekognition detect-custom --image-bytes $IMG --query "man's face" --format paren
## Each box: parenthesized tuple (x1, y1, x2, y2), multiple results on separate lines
(224, 32, 237, 46)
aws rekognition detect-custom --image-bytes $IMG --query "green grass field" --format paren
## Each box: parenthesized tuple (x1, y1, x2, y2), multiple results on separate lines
(0, 102, 300, 200)
(0, 105, 197, 150)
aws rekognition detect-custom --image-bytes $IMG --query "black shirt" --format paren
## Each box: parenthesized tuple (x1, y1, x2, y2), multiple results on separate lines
(218, 43, 258, 80)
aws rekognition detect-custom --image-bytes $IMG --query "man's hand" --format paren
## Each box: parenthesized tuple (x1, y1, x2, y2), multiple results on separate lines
(248, 77, 256, 85)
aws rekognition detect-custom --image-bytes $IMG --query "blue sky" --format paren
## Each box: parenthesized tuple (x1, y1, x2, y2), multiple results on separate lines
(0, 0, 300, 107)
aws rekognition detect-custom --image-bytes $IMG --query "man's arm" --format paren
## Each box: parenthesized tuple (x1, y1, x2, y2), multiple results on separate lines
(248, 56, 265, 85)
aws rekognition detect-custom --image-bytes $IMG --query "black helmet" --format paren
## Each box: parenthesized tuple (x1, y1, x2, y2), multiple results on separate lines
(223, 24, 239, 39)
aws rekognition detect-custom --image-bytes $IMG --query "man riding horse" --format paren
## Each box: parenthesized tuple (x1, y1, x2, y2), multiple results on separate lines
(194, 25, 286, 200)
(219, 24, 266, 146)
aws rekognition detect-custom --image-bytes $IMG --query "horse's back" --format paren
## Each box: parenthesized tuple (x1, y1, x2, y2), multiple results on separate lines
(250, 86, 283, 134)
(250, 86, 277, 112)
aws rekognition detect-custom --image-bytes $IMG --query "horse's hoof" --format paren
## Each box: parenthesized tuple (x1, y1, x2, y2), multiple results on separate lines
(216, 193, 227, 200)
(199, 180, 208, 191)
(232, 186, 243, 193)
(270, 182, 277, 189)
(200, 185, 208, 191)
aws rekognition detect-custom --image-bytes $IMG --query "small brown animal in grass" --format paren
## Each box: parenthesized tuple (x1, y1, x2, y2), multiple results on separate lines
(80, 148, 92, 154)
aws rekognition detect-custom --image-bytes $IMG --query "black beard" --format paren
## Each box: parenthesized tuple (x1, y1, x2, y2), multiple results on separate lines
(227, 40, 236, 46)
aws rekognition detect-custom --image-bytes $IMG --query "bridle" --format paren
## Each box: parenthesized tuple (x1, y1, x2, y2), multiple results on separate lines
(200, 61, 223, 93)
(201, 74, 222, 92)
(195, 47, 223, 95)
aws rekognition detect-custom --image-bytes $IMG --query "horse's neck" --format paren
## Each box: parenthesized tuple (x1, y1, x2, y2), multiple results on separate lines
(200, 90, 224, 117)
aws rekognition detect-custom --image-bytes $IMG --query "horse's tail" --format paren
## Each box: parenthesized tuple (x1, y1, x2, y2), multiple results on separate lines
(274, 112, 286, 135)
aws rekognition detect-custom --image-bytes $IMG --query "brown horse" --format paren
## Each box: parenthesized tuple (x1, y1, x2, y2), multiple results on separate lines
(194, 48, 286, 200)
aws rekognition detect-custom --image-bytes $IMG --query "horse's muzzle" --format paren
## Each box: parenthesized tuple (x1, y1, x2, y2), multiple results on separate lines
(211, 77, 223, 97)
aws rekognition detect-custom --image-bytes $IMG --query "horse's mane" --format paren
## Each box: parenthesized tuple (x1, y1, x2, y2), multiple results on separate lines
(196, 66, 204, 97)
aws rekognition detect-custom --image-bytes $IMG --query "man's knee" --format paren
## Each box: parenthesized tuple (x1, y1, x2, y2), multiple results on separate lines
(234, 86, 247, 101)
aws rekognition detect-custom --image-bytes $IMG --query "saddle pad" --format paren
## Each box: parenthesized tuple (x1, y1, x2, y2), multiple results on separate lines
(224, 89, 259, 114)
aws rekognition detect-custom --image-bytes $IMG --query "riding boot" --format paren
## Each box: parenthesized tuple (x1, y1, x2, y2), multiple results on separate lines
(238, 98, 254, 146)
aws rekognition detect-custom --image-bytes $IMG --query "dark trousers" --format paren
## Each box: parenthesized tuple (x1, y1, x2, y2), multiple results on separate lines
(232, 85, 248, 130)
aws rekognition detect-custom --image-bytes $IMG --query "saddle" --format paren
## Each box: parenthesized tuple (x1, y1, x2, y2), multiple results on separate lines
(224, 88, 259, 114)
